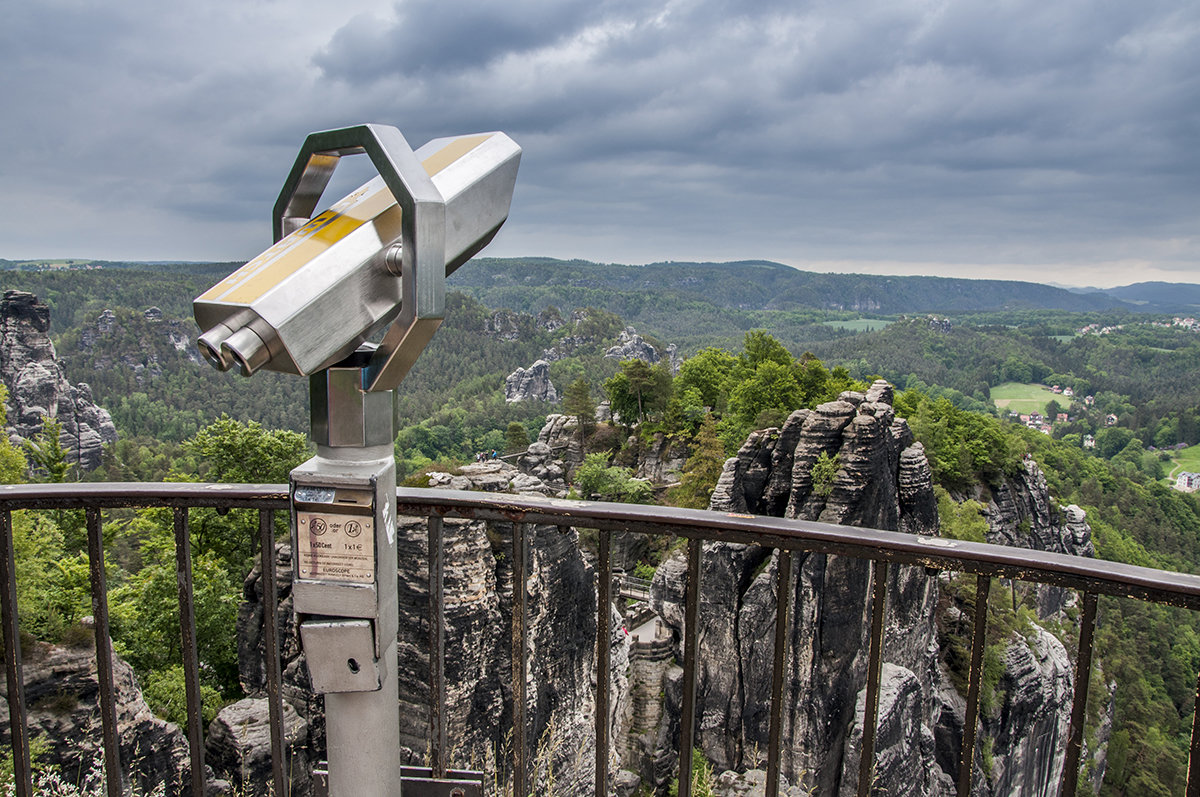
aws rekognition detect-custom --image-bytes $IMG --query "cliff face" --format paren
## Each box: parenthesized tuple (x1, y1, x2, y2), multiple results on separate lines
(0, 291, 116, 470)
(651, 381, 1088, 797)
(0, 637, 218, 796)
(239, 461, 606, 795)
(505, 359, 558, 403)
(236, 389, 1091, 796)
(653, 381, 946, 795)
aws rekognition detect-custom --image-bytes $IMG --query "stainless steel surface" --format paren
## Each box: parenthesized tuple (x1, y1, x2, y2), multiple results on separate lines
(309, 361, 394, 448)
(291, 447, 399, 797)
(299, 619, 382, 693)
(193, 125, 520, 389)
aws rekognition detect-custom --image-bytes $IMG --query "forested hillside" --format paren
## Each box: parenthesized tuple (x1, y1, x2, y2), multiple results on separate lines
(2, 260, 1200, 794)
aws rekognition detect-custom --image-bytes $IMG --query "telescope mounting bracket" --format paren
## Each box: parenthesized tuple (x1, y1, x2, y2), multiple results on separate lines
(272, 124, 446, 393)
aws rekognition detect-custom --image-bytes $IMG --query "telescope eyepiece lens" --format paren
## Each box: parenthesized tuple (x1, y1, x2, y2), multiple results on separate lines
(222, 327, 272, 377)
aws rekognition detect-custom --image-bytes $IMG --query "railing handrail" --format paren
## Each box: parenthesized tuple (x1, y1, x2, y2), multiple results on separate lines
(392, 486, 1200, 609)
(7, 481, 1191, 608)
(2, 482, 1200, 797)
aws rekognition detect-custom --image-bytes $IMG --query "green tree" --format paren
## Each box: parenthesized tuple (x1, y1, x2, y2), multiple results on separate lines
(728, 360, 801, 429)
(675, 348, 738, 411)
(505, 422, 529, 454)
(667, 416, 727, 509)
(811, 451, 840, 498)
(562, 377, 596, 452)
(604, 360, 672, 424)
(23, 415, 70, 483)
(574, 453, 654, 504)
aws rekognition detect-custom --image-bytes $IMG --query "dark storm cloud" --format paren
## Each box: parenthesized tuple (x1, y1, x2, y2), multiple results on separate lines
(0, 0, 1196, 283)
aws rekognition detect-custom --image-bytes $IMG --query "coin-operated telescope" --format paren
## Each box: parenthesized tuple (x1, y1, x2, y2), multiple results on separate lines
(195, 124, 520, 392)
(193, 124, 519, 797)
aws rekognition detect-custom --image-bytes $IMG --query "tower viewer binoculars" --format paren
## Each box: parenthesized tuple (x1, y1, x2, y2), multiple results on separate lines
(194, 124, 521, 392)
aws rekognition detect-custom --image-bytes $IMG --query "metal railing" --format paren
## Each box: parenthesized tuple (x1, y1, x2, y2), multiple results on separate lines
(2, 482, 1200, 797)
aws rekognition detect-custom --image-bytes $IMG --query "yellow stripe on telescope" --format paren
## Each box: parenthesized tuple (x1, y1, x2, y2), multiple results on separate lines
(199, 133, 493, 306)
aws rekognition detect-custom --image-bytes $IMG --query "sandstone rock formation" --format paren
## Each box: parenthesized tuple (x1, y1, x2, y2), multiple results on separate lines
(648, 380, 1083, 797)
(0, 291, 117, 471)
(603, 327, 682, 373)
(505, 359, 558, 403)
(239, 463, 611, 795)
(653, 381, 945, 795)
(207, 697, 310, 797)
(0, 637, 222, 795)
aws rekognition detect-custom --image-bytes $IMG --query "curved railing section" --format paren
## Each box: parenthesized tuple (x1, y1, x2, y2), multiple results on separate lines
(0, 483, 1198, 797)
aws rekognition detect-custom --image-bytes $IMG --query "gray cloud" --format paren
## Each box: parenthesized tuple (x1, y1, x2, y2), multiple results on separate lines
(0, 0, 1196, 285)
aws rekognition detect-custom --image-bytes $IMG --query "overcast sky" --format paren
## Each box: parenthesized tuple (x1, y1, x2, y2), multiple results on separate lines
(2, 0, 1197, 288)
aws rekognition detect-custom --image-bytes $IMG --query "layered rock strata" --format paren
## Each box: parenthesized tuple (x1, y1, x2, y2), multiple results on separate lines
(0, 638, 221, 795)
(653, 381, 945, 795)
(240, 464, 611, 795)
(0, 291, 116, 470)
(505, 359, 558, 403)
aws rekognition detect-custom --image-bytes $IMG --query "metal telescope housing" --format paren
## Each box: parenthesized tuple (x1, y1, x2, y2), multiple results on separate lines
(194, 124, 520, 392)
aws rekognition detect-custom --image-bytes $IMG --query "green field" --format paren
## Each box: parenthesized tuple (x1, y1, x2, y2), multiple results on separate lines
(821, 318, 893, 333)
(990, 382, 1063, 414)
(1165, 445, 1200, 481)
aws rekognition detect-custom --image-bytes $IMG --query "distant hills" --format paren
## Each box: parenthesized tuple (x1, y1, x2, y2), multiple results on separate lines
(2, 256, 1197, 316)
(1097, 281, 1200, 310)
(452, 258, 1199, 315)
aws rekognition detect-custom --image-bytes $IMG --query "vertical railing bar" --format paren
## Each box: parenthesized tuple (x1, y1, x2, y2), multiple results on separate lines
(858, 559, 889, 797)
(428, 515, 447, 778)
(678, 537, 703, 797)
(595, 528, 612, 797)
(1189, 637, 1200, 797)
(512, 522, 529, 797)
(957, 574, 992, 797)
(766, 549, 792, 797)
(87, 507, 123, 797)
(173, 507, 207, 797)
(0, 509, 31, 797)
(1061, 591, 1098, 797)
(259, 508, 287, 797)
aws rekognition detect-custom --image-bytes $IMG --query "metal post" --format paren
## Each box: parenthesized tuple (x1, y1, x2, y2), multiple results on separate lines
(678, 537, 702, 797)
(595, 528, 612, 797)
(293, 359, 400, 797)
(428, 515, 447, 778)
(86, 508, 124, 797)
(858, 560, 888, 797)
(766, 549, 792, 797)
(259, 509, 288, 797)
(0, 510, 31, 797)
(512, 522, 529, 797)
(957, 575, 991, 797)
(173, 507, 207, 797)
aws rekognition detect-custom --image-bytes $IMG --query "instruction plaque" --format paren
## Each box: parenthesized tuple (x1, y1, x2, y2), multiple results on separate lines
(297, 511, 375, 584)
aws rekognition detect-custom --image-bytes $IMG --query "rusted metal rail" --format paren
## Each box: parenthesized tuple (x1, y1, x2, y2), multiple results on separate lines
(1, 482, 1200, 797)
